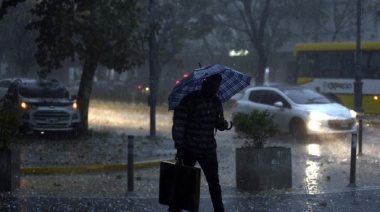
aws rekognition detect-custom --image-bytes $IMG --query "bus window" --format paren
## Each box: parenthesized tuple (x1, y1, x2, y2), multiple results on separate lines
(294, 41, 380, 114)
(297, 52, 314, 77)
(362, 51, 380, 79)
(297, 51, 355, 78)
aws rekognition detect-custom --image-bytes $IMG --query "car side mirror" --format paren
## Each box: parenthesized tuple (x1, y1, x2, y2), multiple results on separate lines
(274, 101, 283, 108)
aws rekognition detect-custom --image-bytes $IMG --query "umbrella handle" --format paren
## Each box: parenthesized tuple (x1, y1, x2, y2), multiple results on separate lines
(226, 121, 233, 130)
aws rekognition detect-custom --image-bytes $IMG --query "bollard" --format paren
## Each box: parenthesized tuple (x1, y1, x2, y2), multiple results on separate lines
(358, 119, 363, 155)
(348, 132, 357, 188)
(128, 135, 134, 192)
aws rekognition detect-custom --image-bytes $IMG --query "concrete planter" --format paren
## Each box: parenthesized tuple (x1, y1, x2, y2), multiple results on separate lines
(0, 149, 20, 192)
(236, 147, 292, 191)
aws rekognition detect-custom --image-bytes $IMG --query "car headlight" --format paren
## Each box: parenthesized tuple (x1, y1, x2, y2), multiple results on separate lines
(72, 101, 78, 109)
(308, 120, 322, 131)
(308, 111, 331, 131)
(309, 111, 331, 121)
(349, 110, 357, 118)
(20, 101, 27, 109)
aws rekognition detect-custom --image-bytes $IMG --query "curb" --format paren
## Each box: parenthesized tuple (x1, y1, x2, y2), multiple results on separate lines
(21, 158, 175, 175)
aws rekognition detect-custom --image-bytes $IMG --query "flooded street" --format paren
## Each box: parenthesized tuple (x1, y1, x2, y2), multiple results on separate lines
(2, 101, 380, 211)
(88, 100, 173, 138)
(13, 101, 380, 198)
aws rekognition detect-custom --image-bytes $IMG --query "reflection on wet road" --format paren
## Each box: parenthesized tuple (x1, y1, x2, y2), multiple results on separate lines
(305, 143, 321, 195)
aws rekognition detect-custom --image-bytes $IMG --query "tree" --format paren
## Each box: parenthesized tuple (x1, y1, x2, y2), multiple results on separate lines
(28, 0, 147, 132)
(144, 0, 215, 99)
(217, 0, 286, 85)
(216, 0, 329, 85)
(285, 0, 380, 42)
(0, 0, 26, 20)
(0, 1, 37, 77)
(330, 0, 380, 41)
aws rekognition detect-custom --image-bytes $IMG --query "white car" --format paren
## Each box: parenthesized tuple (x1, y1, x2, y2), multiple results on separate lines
(231, 85, 357, 140)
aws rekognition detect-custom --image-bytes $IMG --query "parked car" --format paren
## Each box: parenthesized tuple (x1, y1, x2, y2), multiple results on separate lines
(2, 78, 81, 136)
(231, 85, 357, 140)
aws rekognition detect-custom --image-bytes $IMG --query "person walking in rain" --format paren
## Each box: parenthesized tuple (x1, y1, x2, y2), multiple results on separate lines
(169, 74, 230, 212)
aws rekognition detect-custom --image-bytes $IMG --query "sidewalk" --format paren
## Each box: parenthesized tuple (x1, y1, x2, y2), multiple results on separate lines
(2, 122, 380, 211)
(1, 188, 380, 211)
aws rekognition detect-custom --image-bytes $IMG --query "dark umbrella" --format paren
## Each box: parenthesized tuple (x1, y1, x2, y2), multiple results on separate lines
(168, 64, 252, 110)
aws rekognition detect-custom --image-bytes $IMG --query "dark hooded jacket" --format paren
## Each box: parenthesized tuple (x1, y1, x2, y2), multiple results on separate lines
(172, 90, 225, 157)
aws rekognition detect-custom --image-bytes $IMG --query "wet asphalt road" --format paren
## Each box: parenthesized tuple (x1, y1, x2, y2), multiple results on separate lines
(1, 102, 380, 211)
(1, 127, 379, 212)
(2, 188, 380, 211)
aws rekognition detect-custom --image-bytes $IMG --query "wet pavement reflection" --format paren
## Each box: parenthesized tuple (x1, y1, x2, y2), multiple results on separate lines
(305, 143, 321, 195)
(2, 105, 380, 211)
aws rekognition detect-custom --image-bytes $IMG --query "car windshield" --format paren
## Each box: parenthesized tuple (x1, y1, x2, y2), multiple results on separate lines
(19, 82, 70, 98)
(281, 88, 332, 104)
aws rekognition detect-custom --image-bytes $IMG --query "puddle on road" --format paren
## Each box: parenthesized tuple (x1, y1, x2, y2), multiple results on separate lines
(305, 143, 322, 195)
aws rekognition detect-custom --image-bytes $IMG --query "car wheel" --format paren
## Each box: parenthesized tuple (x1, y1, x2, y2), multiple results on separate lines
(289, 118, 308, 141)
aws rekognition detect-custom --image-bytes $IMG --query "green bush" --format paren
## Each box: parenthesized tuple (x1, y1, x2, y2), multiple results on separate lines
(0, 108, 21, 150)
(234, 109, 280, 148)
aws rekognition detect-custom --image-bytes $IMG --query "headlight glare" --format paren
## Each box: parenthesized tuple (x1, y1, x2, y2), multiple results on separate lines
(350, 110, 357, 118)
(20, 102, 27, 109)
(308, 120, 322, 131)
(72, 101, 78, 109)
(309, 111, 330, 121)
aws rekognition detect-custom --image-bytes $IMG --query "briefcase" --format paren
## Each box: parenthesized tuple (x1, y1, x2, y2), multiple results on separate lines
(159, 161, 201, 211)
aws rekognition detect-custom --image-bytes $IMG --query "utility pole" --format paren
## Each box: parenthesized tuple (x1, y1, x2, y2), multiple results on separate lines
(354, 0, 363, 113)
(149, 0, 156, 137)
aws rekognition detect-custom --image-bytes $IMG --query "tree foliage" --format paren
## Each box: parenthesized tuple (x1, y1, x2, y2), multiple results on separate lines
(29, 0, 146, 75)
(0, 1, 37, 77)
(0, 0, 26, 20)
(220, 0, 325, 84)
(143, 0, 215, 95)
(153, 0, 215, 61)
(234, 109, 279, 148)
(216, 0, 278, 85)
(28, 0, 147, 131)
(214, 0, 380, 85)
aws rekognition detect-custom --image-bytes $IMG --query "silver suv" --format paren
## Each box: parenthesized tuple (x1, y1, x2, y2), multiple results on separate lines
(2, 78, 81, 136)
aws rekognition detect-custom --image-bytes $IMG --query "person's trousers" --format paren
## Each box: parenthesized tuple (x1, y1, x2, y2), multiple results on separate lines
(168, 151, 224, 212)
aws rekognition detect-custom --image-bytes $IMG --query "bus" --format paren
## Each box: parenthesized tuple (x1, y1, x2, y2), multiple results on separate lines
(294, 41, 380, 114)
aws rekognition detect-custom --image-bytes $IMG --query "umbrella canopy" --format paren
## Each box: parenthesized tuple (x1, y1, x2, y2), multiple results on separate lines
(168, 64, 252, 110)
